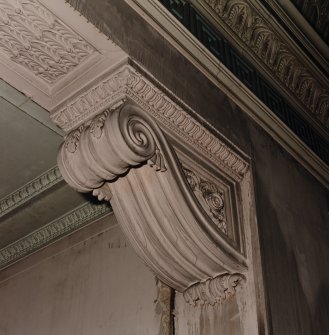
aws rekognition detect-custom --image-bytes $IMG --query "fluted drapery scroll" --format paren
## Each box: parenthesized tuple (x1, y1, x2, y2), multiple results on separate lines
(58, 103, 247, 294)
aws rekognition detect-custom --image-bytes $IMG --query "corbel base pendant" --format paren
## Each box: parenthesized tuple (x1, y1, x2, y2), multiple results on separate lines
(58, 103, 247, 297)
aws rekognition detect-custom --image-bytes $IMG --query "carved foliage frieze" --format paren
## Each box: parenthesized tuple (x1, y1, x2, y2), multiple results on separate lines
(204, 0, 329, 128)
(183, 273, 246, 306)
(0, 0, 94, 83)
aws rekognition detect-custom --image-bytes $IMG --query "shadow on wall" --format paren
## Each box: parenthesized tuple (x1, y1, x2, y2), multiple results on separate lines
(254, 175, 314, 334)
(314, 283, 329, 335)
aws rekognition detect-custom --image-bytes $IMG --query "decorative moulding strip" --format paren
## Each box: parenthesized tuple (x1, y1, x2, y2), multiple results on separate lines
(157, 0, 328, 165)
(268, 0, 329, 72)
(51, 67, 129, 132)
(195, 0, 329, 132)
(0, 201, 112, 269)
(0, 166, 63, 219)
(51, 64, 249, 180)
(119, 0, 329, 188)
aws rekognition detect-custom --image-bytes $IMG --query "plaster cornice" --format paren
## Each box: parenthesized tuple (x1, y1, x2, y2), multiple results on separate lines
(265, 0, 329, 70)
(120, 0, 329, 189)
(192, 0, 329, 134)
(0, 166, 63, 219)
(0, 202, 112, 269)
(51, 64, 249, 181)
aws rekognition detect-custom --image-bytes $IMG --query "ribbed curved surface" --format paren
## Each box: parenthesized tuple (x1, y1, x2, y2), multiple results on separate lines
(58, 104, 247, 291)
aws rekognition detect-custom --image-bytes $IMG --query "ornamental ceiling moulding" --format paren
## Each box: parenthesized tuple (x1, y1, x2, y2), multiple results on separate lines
(259, 0, 329, 70)
(0, 201, 112, 270)
(0, 166, 63, 219)
(51, 63, 249, 181)
(194, 0, 329, 131)
(0, 0, 127, 110)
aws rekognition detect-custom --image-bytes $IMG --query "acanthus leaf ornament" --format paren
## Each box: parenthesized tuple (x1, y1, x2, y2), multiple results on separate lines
(64, 125, 84, 153)
(184, 167, 227, 235)
(183, 273, 246, 306)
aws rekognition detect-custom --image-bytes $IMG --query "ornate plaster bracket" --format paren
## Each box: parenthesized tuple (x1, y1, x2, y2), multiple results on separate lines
(58, 101, 248, 297)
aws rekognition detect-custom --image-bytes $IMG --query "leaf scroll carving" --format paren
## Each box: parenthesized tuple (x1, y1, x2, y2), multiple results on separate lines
(204, 0, 329, 128)
(183, 273, 246, 306)
(183, 167, 227, 235)
(0, 0, 94, 83)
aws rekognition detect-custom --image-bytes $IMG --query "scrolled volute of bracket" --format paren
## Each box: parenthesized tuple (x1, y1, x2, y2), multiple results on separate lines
(58, 103, 247, 293)
(58, 104, 166, 194)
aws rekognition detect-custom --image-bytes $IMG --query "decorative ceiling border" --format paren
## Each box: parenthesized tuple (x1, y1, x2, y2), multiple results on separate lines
(157, 0, 329, 166)
(258, 0, 329, 73)
(0, 201, 112, 269)
(0, 0, 95, 84)
(0, 166, 63, 219)
(93, 0, 329, 188)
(51, 64, 249, 180)
(190, 0, 329, 133)
(0, 0, 127, 111)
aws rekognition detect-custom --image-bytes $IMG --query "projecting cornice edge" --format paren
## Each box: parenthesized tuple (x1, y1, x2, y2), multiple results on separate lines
(114, 0, 329, 189)
(192, 0, 329, 133)
(51, 63, 249, 181)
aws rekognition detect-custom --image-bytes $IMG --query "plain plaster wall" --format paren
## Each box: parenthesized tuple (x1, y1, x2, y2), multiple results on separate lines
(64, 1, 329, 334)
(0, 214, 162, 335)
(175, 291, 244, 335)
